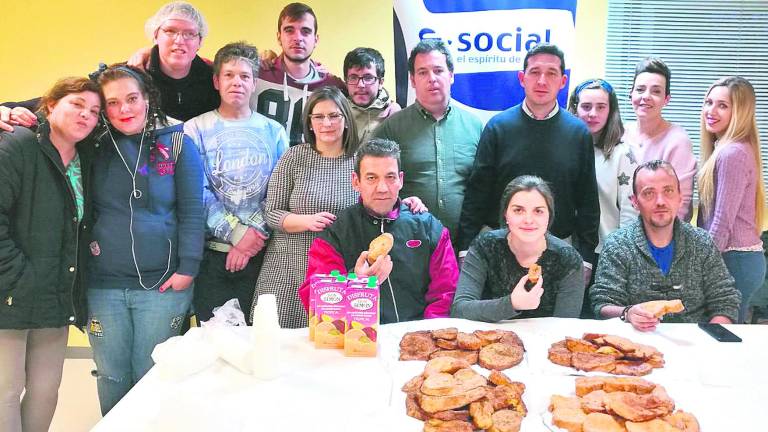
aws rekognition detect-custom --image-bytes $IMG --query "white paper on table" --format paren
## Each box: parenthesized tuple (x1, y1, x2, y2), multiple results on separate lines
(150, 327, 218, 380)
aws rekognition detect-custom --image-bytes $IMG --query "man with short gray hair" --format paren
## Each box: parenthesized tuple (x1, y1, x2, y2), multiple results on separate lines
(591, 160, 740, 331)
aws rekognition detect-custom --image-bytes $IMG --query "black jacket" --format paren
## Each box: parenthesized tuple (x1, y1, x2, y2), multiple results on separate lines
(0, 124, 92, 329)
(304, 202, 459, 324)
(2, 47, 219, 122)
(147, 45, 220, 121)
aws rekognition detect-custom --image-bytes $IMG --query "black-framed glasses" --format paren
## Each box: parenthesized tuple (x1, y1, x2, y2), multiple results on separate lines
(160, 27, 200, 41)
(309, 112, 344, 123)
(346, 74, 379, 86)
(574, 78, 614, 95)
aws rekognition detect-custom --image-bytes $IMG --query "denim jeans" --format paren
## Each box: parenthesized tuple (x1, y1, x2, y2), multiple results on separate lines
(87, 287, 193, 415)
(722, 250, 767, 323)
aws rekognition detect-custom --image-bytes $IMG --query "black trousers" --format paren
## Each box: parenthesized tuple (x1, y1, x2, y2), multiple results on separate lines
(193, 248, 264, 325)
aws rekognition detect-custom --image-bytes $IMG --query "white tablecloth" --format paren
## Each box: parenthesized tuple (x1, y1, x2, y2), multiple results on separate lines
(92, 318, 768, 431)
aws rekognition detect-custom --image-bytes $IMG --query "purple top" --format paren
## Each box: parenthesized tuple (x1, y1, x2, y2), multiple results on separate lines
(624, 122, 697, 221)
(698, 141, 762, 251)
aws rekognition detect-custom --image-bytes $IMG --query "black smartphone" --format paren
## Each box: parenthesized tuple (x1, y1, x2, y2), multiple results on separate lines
(698, 323, 742, 342)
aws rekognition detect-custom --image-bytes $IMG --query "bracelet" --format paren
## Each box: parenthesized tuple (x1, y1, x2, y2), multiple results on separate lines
(620, 305, 633, 322)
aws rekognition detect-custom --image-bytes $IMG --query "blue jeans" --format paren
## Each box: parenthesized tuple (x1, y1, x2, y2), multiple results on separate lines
(87, 287, 192, 415)
(722, 250, 767, 323)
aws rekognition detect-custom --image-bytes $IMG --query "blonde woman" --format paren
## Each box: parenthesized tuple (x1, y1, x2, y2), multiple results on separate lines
(698, 76, 766, 323)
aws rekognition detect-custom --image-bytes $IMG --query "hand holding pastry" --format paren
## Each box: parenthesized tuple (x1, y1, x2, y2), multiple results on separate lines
(511, 274, 543, 311)
(367, 233, 394, 264)
(625, 305, 660, 332)
(638, 299, 685, 319)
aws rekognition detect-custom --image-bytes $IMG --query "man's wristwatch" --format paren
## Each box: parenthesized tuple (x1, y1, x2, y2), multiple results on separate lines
(620, 305, 633, 322)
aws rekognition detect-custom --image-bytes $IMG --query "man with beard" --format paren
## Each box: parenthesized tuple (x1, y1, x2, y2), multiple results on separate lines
(590, 160, 740, 331)
(254, 2, 345, 146)
(343, 47, 400, 144)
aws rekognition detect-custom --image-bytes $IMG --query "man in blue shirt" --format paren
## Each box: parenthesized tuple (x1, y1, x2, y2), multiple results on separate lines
(591, 160, 740, 331)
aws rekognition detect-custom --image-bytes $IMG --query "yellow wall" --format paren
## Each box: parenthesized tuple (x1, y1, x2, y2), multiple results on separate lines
(1, 0, 607, 102)
(3, 0, 606, 347)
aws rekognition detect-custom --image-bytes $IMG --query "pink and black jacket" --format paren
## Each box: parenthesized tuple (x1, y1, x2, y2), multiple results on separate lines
(300, 201, 459, 324)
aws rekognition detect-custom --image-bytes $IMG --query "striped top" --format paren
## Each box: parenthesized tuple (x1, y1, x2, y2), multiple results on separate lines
(253, 144, 359, 328)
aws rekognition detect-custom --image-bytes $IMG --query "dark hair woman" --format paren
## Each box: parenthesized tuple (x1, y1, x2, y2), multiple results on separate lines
(451, 176, 585, 322)
(0, 76, 100, 432)
(86, 64, 204, 414)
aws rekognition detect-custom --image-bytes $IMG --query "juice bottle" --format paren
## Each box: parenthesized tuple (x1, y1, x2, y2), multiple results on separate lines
(314, 275, 347, 349)
(344, 276, 379, 357)
(308, 270, 341, 341)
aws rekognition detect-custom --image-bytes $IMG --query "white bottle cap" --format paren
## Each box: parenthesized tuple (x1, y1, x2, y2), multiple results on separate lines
(253, 294, 279, 329)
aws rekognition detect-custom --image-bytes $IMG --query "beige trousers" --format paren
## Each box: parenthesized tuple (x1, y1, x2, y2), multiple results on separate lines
(0, 327, 68, 432)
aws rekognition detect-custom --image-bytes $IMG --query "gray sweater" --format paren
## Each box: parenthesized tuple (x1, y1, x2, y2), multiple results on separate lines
(590, 218, 741, 322)
(451, 230, 584, 322)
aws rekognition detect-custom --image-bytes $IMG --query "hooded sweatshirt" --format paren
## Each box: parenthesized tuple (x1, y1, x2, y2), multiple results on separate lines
(254, 56, 345, 146)
(350, 87, 400, 145)
(87, 120, 204, 290)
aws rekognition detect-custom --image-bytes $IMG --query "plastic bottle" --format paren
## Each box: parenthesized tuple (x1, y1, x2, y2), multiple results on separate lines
(251, 294, 281, 379)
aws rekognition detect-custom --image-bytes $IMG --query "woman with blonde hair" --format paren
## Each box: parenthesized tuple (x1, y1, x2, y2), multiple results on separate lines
(698, 76, 766, 323)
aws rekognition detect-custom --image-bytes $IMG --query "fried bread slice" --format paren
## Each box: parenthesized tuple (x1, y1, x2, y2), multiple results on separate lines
(549, 395, 582, 412)
(432, 327, 459, 340)
(551, 407, 587, 432)
(418, 386, 487, 413)
(571, 352, 616, 373)
(488, 409, 523, 432)
(478, 343, 524, 370)
(400, 331, 438, 360)
(456, 332, 483, 350)
(625, 418, 682, 432)
(469, 398, 494, 429)
(640, 300, 685, 318)
(429, 349, 479, 365)
(423, 418, 474, 432)
(583, 412, 625, 432)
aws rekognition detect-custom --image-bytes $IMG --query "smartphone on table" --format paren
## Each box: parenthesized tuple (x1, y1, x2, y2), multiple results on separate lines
(698, 323, 742, 342)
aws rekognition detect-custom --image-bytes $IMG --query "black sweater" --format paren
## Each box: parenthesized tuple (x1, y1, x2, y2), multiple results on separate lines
(1, 46, 220, 122)
(458, 105, 599, 264)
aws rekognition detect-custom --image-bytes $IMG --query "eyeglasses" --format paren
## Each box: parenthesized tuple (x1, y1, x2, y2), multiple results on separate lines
(159, 27, 200, 41)
(309, 112, 344, 123)
(574, 79, 614, 95)
(346, 75, 379, 86)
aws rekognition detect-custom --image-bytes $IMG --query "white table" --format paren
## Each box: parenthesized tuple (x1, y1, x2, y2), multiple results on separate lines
(92, 318, 768, 431)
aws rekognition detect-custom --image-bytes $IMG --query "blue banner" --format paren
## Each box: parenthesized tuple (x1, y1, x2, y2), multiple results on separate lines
(394, 0, 578, 123)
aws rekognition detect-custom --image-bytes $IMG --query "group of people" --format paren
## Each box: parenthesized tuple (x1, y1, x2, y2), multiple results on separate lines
(0, 1, 764, 431)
